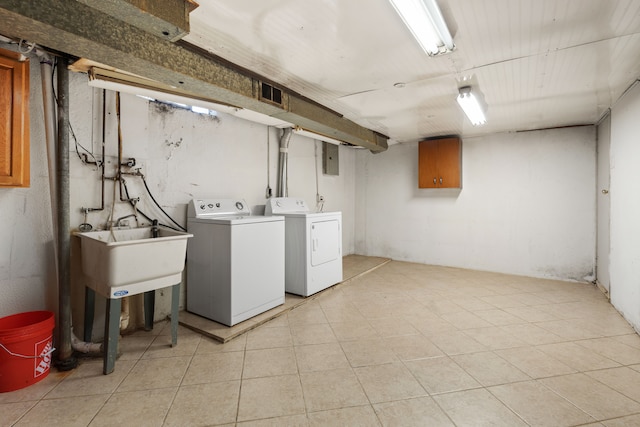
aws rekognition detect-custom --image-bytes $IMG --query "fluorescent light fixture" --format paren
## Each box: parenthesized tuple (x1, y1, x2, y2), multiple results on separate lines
(456, 86, 486, 126)
(88, 68, 238, 114)
(388, 0, 455, 56)
(88, 67, 293, 127)
(292, 126, 344, 146)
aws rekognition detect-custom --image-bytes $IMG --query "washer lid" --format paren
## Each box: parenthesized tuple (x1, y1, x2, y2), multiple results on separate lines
(265, 197, 309, 215)
(273, 211, 342, 219)
(188, 198, 251, 218)
(188, 215, 283, 225)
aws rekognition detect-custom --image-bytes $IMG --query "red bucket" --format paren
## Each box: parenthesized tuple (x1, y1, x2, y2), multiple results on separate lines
(0, 311, 55, 392)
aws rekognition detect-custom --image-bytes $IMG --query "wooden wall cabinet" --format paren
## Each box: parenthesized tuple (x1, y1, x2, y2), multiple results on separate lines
(0, 48, 29, 188)
(418, 137, 461, 189)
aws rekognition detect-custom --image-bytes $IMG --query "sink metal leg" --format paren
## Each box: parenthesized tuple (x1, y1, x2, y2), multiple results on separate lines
(171, 283, 179, 347)
(84, 287, 95, 343)
(103, 297, 121, 375)
(144, 290, 155, 331)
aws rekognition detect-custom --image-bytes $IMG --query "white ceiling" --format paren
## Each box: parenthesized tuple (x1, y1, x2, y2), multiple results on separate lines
(183, 0, 640, 144)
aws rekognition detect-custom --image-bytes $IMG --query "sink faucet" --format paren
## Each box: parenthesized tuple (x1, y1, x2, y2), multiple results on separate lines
(114, 213, 138, 228)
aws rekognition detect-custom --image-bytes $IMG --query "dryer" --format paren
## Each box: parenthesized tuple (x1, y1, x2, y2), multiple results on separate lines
(265, 197, 342, 297)
(186, 198, 285, 326)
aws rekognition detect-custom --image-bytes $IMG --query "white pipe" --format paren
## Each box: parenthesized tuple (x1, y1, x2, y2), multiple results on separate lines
(37, 49, 58, 243)
(277, 128, 292, 197)
(71, 328, 102, 354)
(120, 297, 130, 330)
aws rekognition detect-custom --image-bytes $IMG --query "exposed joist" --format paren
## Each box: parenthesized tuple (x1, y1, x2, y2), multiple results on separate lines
(77, 0, 198, 42)
(0, 0, 388, 152)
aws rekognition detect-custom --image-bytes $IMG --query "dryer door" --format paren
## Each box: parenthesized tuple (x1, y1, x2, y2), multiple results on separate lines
(310, 219, 341, 266)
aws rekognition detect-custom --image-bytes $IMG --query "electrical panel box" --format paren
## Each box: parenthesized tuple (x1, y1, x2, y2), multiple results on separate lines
(323, 142, 339, 176)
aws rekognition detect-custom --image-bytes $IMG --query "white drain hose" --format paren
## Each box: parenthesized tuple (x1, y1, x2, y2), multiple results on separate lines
(71, 328, 102, 354)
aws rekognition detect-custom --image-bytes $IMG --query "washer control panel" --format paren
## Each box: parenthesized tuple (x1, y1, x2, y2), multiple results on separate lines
(265, 197, 310, 215)
(187, 198, 251, 218)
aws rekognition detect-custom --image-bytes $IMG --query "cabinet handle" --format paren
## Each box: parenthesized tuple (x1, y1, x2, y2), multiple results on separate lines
(433, 178, 436, 185)
(439, 177, 443, 185)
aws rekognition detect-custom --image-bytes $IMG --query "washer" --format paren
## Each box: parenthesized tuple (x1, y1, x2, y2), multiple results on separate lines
(186, 198, 285, 326)
(265, 197, 342, 297)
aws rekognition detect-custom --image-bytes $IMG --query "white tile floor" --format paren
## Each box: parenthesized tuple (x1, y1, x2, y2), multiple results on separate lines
(4, 260, 640, 426)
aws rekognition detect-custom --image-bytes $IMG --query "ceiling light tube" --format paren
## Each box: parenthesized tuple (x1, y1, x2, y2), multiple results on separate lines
(388, 0, 455, 56)
(292, 126, 344, 145)
(457, 86, 486, 126)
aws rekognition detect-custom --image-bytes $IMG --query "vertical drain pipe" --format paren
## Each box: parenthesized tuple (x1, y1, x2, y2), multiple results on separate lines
(37, 50, 57, 239)
(55, 57, 76, 369)
(40, 51, 101, 357)
(277, 127, 293, 197)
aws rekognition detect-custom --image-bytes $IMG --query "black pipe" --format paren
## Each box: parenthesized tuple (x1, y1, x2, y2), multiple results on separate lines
(88, 89, 107, 211)
(55, 57, 77, 370)
(121, 179, 182, 232)
(151, 219, 159, 238)
(80, 89, 107, 231)
(99, 90, 106, 210)
(115, 92, 139, 204)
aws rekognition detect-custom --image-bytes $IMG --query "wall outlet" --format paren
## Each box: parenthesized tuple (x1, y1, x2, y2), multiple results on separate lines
(317, 194, 325, 203)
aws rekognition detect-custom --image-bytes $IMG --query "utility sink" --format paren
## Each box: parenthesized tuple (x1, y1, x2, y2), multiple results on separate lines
(75, 227, 193, 299)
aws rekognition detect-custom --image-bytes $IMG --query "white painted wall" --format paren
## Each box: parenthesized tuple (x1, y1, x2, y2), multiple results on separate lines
(68, 87, 356, 255)
(609, 82, 640, 330)
(0, 51, 57, 318)
(356, 127, 597, 281)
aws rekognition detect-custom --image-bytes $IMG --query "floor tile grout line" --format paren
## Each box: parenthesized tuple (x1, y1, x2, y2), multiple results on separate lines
(595, 411, 640, 425)
(484, 379, 590, 426)
(235, 345, 249, 424)
(346, 353, 384, 426)
(536, 374, 608, 422)
(291, 319, 311, 422)
(32, 347, 140, 425)
(161, 333, 202, 426)
(99, 356, 138, 421)
(582, 368, 640, 406)
(287, 316, 312, 422)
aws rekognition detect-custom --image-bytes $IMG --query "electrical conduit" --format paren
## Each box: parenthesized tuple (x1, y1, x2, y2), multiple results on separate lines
(277, 127, 292, 197)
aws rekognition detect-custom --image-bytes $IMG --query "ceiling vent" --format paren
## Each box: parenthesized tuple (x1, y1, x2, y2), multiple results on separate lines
(259, 81, 283, 106)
